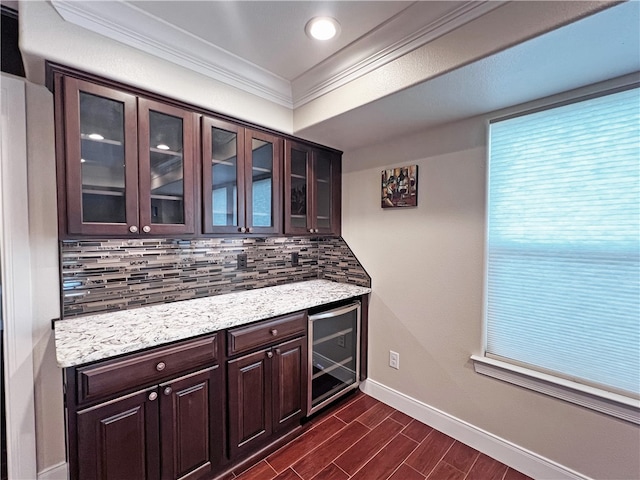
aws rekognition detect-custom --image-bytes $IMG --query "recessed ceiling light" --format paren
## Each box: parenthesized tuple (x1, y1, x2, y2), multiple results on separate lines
(156, 144, 171, 151)
(88, 133, 104, 140)
(305, 17, 340, 41)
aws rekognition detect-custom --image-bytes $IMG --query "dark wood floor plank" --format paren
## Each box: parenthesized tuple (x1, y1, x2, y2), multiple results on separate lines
(441, 441, 479, 474)
(405, 430, 456, 476)
(267, 416, 347, 473)
(291, 421, 370, 479)
(387, 463, 426, 480)
(355, 401, 396, 428)
(425, 461, 465, 480)
(466, 454, 509, 480)
(349, 434, 419, 480)
(308, 463, 349, 480)
(389, 410, 413, 426)
(335, 394, 381, 424)
(234, 460, 277, 480)
(334, 417, 405, 475)
(273, 468, 303, 480)
(402, 419, 434, 443)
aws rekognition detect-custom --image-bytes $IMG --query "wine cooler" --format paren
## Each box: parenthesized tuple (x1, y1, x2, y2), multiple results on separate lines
(307, 301, 361, 415)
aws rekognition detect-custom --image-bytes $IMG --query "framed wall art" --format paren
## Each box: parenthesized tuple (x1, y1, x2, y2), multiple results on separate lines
(381, 165, 418, 208)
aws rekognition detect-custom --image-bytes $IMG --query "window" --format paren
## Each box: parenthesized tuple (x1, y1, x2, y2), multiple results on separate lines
(473, 85, 640, 423)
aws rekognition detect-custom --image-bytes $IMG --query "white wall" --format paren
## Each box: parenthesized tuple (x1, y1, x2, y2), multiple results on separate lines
(19, 0, 292, 134)
(342, 114, 640, 479)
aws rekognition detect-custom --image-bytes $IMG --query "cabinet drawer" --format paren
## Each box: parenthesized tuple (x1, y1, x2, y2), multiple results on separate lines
(76, 333, 218, 405)
(227, 312, 306, 356)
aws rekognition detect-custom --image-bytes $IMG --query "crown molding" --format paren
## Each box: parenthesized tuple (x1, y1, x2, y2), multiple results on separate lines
(50, 0, 293, 107)
(50, 1, 505, 111)
(291, 1, 506, 108)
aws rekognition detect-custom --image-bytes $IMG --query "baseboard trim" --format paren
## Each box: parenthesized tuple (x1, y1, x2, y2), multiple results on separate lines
(360, 379, 590, 480)
(38, 461, 68, 480)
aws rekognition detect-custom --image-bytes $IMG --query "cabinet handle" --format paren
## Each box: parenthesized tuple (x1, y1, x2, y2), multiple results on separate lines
(266, 351, 273, 358)
(156, 362, 166, 371)
(129, 225, 138, 233)
(270, 329, 278, 336)
(142, 225, 151, 233)
(148, 392, 158, 401)
(163, 387, 172, 396)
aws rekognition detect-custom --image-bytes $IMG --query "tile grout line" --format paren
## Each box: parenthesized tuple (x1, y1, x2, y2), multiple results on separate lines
(383, 433, 423, 480)
(421, 435, 457, 480)
(462, 452, 482, 480)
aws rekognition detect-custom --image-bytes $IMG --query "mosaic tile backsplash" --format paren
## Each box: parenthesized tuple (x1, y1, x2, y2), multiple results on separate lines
(61, 236, 371, 318)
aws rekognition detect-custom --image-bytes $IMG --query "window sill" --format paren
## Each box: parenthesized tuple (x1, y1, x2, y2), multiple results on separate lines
(470, 355, 640, 425)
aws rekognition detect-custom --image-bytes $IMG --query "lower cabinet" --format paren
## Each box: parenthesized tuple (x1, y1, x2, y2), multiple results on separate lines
(65, 333, 222, 480)
(226, 314, 308, 460)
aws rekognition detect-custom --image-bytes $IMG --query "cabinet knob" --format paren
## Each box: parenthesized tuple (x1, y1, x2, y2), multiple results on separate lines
(246, 227, 252, 233)
(239, 227, 246, 233)
(156, 362, 166, 371)
(308, 228, 314, 233)
(270, 329, 278, 336)
(163, 387, 172, 396)
(142, 225, 151, 233)
(129, 225, 138, 233)
(266, 351, 273, 358)
(148, 392, 158, 401)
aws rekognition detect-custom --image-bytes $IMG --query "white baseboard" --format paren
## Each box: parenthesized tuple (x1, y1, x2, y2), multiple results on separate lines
(360, 379, 590, 480)
(38, 462, 68, 480)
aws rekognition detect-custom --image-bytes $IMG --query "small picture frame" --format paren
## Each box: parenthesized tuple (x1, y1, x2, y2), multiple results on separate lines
(381, 165, 418, 208)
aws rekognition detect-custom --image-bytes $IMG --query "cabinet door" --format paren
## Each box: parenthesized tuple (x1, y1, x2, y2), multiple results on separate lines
(63, 77, 139, 236)
(138, 98, 196, 235)
(227, 349, 272, 458)
(312, 149, 341, 236)
(272, 337, 307, 432)
(159, 367, 222, 480)
(245, 130, 282, 234)
(202, 117, 246, 234)
(284, 140, 313, 234)
(77, 388, 160, 480)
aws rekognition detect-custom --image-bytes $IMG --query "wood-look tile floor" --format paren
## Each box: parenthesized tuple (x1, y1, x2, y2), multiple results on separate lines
(229, 392, 533, 480)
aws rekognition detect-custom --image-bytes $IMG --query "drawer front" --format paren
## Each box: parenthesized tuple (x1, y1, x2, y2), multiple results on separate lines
(227, 312, 306, 356)
(77, 334, 218, 405)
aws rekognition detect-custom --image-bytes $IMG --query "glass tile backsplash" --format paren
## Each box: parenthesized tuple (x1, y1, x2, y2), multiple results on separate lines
(61, 236, 370, 318)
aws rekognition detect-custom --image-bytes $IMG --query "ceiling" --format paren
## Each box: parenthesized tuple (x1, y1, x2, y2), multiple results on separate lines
(49, 1, 639, 152)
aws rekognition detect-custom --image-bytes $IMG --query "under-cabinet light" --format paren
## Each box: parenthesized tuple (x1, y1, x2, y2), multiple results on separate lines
(88, 133, 104, 140)
(156, 144, 171, 151)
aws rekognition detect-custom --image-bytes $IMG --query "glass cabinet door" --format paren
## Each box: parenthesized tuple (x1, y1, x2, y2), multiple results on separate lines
(63, 77, 138, 235)
(138, 99, 195, 235)
(202, 117, 245, 234)
(314, 149, 334, 233)
(245, 130, 281, 234)
(284, 140, 312, 234)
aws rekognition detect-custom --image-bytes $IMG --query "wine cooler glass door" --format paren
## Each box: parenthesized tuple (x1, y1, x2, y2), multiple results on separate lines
(308, 302, 360, 415)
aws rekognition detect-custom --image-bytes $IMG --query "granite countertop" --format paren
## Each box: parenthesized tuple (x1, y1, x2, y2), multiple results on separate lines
(55, 280, 371, 368)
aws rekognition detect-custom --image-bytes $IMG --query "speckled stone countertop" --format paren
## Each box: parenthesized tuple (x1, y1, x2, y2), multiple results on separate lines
(55, 280, 371, 368)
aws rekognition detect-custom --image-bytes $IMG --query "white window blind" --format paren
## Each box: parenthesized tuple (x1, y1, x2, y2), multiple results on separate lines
(485, 86, 640, 399)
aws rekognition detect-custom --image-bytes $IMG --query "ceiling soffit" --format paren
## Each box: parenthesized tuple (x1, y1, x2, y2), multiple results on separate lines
(50, 0, 504, 109)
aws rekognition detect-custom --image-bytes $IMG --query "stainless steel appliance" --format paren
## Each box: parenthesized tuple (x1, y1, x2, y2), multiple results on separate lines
(308, 301, 361, 415)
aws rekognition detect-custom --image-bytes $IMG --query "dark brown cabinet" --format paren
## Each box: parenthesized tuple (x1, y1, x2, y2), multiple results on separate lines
(65, 334, 222, 480)
(226, 314, 307, 459)
(55, 74, 196, 237)
(284, 140, 341, 236)
(201, 117, 282, 235)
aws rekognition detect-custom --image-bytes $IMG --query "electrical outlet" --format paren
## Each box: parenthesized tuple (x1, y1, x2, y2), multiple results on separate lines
(389, 350, 400, 370)
(237, 253, 247, 269)
(291, 252, 299, 266)
(337, 335, 345, 347)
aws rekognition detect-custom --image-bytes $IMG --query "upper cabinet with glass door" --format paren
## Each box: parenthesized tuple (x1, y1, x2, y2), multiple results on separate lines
(202, 117, 282, 234)
(56, 75, 196, 237)
(284, 140, 341, 236)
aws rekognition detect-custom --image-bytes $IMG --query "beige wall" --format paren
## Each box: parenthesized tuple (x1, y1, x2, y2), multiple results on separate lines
(341, 113, 640, 479)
